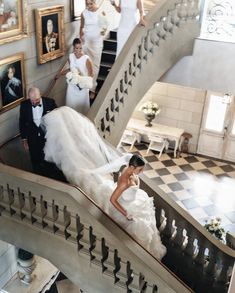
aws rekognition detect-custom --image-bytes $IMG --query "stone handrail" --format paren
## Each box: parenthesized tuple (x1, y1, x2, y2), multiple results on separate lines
(140, 174, 235, 293)
(0, 163, 193, 293)
(88, 0, 200, 146)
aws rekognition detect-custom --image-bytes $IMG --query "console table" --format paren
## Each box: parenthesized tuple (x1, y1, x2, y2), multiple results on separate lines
(126, 118, 184, 158)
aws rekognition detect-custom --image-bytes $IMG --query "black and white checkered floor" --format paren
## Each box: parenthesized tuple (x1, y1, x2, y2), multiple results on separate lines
(120, 143, 235, 234)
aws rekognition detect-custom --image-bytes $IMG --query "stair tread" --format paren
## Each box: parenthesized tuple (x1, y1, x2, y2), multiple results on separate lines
(97, 75, 106, 81)
(104, 39, 117, 43)
(102, 49, 117, 55)
(100, 62, 113, 68)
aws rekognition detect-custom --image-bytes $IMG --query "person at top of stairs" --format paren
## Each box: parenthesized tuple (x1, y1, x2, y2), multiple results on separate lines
(111, 0, 146, 57)
(80, 0, 108, 96)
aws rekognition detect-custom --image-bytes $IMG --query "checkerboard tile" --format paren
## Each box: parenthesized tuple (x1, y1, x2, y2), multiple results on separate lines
(119, 143, 235, 233)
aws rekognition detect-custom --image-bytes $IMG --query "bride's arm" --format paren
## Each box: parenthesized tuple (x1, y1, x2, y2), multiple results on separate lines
(110, 1, 121, 13)
(110, 182, 129, 218)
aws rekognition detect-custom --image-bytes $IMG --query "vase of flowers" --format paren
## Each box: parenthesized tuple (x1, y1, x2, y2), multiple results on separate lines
(139, 101, 161, 127)
(204, 217, 226, 242)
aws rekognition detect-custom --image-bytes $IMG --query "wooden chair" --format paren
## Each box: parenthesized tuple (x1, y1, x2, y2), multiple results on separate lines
(146, 135, 169, 158)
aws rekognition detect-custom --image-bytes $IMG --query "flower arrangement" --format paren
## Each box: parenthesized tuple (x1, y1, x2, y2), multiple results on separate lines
(204, 217, 226, 242)
(139, 101, 161, 116)
(66, 68, 93, 90)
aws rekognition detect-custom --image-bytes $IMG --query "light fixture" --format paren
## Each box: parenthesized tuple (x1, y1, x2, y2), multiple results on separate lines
(222, 93, 232, 104)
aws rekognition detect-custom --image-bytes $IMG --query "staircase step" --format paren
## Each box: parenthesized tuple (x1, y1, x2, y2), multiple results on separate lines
(103, 39, 117, 52)
(109, 30, 117, 40)
(101, 50, 116, 64)
(99, 63, 112, 77)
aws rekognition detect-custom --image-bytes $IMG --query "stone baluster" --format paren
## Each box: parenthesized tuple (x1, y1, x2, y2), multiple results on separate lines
(66, 214, 84, 249)
(205, 246, 217, 280)
(21, 192, 36, 224)
(161, 208, 174, 240)
(216, 253, 233, 285)
(184, 232, 196, 257)
(1, 184, 14, 214)
(53, 206, 68, 237)
(113, 249, 121, 283)
(101, 237, 109, 273)
(11, 187, 24, 219)
(126, 261, 134, 291)
(156, 21, 167, 40)
(172, 222, 185, 248)
(42, 199, 59, 232)
(139, 273, 147, 292)
(31, 195, 47, 227)
(152, 284, 158, 292)
(89, 226, 96, 261)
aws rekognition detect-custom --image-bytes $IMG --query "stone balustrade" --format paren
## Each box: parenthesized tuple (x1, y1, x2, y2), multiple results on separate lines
(0, 163, 192, 293)
(140, 175, 235, 293)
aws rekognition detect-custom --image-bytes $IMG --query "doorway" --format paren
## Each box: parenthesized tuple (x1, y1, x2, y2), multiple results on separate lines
(197, 91, 235, 162)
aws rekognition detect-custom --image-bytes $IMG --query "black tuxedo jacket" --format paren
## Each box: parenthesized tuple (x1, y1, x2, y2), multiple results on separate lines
(19, 97, 57, 140)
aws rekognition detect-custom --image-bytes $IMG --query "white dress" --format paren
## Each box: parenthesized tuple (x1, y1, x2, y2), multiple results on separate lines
(116, 0, 139, 57)
(43, 106, 166, 260)
(83, 8, 104, 91)
(65, 53, 90, 115)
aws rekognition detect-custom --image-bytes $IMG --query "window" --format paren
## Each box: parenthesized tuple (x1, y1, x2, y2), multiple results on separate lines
(200, 0, 235, 43)
(205, 95, 227, 132)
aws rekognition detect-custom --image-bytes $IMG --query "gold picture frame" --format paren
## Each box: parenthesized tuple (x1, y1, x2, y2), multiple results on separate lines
(0, 53, 25, 113)
(35, 5, 65, 64)
(0, 0, 28, 45)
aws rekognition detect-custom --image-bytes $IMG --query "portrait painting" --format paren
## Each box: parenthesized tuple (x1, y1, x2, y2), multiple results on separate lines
(35, 6, 65, 64)
(70, 0, 85, 21)
(0, 0, 28, 45)
(0, 53, 25, 113)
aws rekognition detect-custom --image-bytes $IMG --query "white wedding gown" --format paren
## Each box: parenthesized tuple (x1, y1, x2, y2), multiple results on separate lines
(43, 106, 166, 260)
(116, 0, 139, 57)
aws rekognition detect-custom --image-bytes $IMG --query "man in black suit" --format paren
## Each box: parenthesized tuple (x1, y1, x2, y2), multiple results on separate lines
(19, 87, 57, 175)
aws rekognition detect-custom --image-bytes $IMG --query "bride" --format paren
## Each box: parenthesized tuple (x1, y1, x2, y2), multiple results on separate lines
(43, 106, 166, 260)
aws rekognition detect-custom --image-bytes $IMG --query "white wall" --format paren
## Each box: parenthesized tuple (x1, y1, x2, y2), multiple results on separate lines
(0, 240, 17, 289)
(162, 38, 235, 94)
(132, 82, 206, 153)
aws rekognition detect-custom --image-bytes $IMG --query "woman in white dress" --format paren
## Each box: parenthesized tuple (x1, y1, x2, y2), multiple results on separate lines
(43, 106, 166, 260)
(65, 38, 93, 115)
(111, 0, 146, 57)
(80, 0, 107, 93)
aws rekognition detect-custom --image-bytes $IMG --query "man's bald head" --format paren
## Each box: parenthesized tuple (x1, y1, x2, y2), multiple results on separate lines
(28, 87, 41, 106)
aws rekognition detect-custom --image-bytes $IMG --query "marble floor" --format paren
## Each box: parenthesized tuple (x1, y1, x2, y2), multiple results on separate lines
(120, 143, 235, 234)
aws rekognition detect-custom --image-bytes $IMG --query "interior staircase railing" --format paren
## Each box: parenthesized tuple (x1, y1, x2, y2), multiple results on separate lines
(0, 163, 193, 293)
(0, 135, 234, 293)
(88, 0, 200, 146)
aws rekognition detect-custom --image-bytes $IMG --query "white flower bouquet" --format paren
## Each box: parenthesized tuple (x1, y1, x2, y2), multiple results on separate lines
(66, 68, 93, 90)
(139, 101, 161, 116)
(204, 217, 226, 242)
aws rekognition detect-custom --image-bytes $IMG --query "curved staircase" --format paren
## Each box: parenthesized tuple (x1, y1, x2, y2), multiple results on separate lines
(0, 1, 235, 292)
(88, 0, 200, 146)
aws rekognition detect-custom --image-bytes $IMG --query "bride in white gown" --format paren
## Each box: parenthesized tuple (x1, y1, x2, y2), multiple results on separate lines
(111, 0, 146, 57)
(43, 106, 166, 260)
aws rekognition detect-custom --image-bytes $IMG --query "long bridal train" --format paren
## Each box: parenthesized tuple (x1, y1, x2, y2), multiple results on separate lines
(43, 106, 166, 260)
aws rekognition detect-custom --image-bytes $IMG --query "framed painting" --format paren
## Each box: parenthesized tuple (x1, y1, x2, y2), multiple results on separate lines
(0, 0, 28, 45)
(70, 0, 85, 21)
(0, 53, 25, 113)
(35, 5, 65, 64)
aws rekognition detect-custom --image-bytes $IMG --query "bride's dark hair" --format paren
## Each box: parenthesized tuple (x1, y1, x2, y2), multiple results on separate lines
(129, 155, 145, 168)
